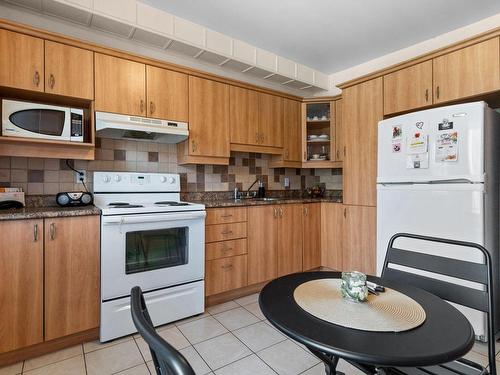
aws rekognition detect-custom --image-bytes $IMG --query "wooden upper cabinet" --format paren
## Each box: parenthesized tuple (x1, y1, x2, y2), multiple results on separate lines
(44, 216, 100, 341)
(433, 37, 500, 103)
(188, 76, 230, 158)
(283, 98, 302, 162)
(303, 203, 321, 271)
(247, 206, 278, 285)
(95, 53, 146, 116)
(44, 41, 94, 100)
(334, 99, 344, 162)
(343, 77, 383, 207)
(230, 86, 259, 146)
(277, 204, 303, 276)
(146, 66, 188, 121)
(0, 219, 43, 353)
(0, 29, 44, 92)
(343, 205, 376, 275)
(383, 60, 432, 115)
(259, 92, 283, 148)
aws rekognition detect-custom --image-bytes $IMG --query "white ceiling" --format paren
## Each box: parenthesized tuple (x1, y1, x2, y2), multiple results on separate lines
(140, 0, 500, 74)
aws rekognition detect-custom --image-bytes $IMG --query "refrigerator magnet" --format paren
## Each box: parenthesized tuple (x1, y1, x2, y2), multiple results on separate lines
(392, 126, 402, 140)
(392, 141, 402, 153)
(407, 132, 428, 154)
(406, 153, 429, 169)
(435, 131, 458, 162)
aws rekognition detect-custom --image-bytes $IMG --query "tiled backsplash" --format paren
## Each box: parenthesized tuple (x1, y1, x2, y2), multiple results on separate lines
(0, 138, 342, 195)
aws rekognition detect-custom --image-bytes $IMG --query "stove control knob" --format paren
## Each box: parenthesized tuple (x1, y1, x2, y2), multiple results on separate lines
(114, 175, 121, 182)
(159, 176, 167, 183)
(168, 177, 176, 184)
(102, 175, 111, 183)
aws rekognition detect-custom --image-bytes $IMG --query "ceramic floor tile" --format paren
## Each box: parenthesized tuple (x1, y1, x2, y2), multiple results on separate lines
(23, 345, 82, 371)
(233, 322, 286, 352)
(472, 340, 500, 357)
(0, 362, 22, 375)
(206, 301, 240, 315)
(136, 326, 190, 361)
(234, 293, 260, 306)
(214, 354, 275, 375)
(463, 349, 489, 368)
(243, 301, 266, 320)
(177, 316, 228, 345)
(179, 346, 211, 375)
(114, 363, 150, 375)
(174, 312, 211, 326)
(213, 307, 260, 331)
(85, 340, 144, 375)
(22, 355, 85, 375)
(194, 333, 252, 370)
(83, 336, 133, 353)
(301, 360, 365, 375)
(257, 340, 319, 375)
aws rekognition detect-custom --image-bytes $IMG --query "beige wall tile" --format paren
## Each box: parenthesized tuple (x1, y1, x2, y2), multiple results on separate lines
(11, 157, 28, 169)
(0, 169, 10, 182)
(0, 156, 10, 169)
(11, 169, 27, 182)
(27, 183, 43, 195)
(28, 158, 44, 170)
(44, 170, 59, 183)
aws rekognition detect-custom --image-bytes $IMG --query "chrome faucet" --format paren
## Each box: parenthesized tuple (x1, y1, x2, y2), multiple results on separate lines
(245, 178, 260, 198)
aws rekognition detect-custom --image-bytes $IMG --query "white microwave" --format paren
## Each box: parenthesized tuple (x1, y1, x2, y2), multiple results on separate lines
(1, 99, 84, 142)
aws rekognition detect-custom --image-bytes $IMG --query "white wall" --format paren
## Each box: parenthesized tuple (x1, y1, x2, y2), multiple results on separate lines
(322, 12, 500, 96)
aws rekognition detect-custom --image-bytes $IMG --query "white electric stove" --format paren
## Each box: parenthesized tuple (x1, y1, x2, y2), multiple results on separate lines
(93, 172, 206, 342)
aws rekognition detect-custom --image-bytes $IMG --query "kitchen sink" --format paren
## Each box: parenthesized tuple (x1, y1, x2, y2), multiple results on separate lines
(253, 197, 282, 201)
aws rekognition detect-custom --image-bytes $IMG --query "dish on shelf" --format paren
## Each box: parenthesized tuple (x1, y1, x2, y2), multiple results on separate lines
(309, 154, 328, 161)
(318, 134, 329, 139)
(308, 135, 319, 140)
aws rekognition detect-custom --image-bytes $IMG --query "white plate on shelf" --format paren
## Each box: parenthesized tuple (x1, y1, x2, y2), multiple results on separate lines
(308, 135, 319, 140)
(318, 134, 329, 139)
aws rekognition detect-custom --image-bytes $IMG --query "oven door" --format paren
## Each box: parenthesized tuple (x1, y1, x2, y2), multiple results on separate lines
(100, 210, 205, 300)
(1, 100, 71, 140)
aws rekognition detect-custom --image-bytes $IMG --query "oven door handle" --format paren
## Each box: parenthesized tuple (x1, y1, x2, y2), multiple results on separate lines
(102, 211, 206, 225)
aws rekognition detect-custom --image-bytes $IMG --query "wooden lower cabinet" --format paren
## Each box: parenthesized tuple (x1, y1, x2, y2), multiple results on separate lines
(206, 255, 248, 296)
(320, 203, 344, 270)
(277, 204, 303, 276)
(0, 219, 43, 353)
(247, 206, 278, 285)
(342, 205, 376, 274)
(44, 216, 100, 341)
(303, 203, 321, 270)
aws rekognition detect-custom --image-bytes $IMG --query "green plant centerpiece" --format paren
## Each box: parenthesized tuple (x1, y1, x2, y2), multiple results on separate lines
(341, 271, 368, 302)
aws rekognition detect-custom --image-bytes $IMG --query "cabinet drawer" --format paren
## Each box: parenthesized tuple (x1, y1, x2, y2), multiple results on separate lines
(206, 255, 247, 296)
(206, 207, 247, 225)
(206, 222, 247, 243)
(206, 239, 247, 260)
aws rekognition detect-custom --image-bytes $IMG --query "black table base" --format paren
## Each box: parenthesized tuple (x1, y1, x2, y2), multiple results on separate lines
(307, 345, 383, 375)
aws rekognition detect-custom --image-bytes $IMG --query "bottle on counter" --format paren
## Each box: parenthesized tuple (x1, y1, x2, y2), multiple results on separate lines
(257, 181, 266, 198)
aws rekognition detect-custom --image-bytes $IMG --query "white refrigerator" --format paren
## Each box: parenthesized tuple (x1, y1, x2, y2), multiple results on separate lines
(376, 101, 500, 341)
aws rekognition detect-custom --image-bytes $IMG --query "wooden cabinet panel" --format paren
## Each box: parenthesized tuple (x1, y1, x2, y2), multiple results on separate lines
(433, 38, 500, 103)
(206, 255, 247, 296)
(320, 203, 343, 270)
(0, 29, 44, 92)
(189, 76, 230, 157)
(302, 203, 321, 270)
(146, 66, 188, 121)
(206, 239, 247, 260)
(343, 77, 383, 207)
(206, 222, 247, 243)
(383, 61, 432, 115)
(230, 86, 259, 145)
(277, 204, 303, 276)
(94, 53, 146, 116)
(44, 216, 100, 340)
(259, 92, 283, 148)
(0, 219, 43, 353)
(206, 207, 247, 225)
(334, 99, 344, 162)
(248, 206, 278, 284)
(44, 41, 94, 99)
(342, 205, 376, 275)
(283, 98, 302, 162)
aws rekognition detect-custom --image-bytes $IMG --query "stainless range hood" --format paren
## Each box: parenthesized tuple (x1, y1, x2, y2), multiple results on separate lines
(95, 111, 188, 143)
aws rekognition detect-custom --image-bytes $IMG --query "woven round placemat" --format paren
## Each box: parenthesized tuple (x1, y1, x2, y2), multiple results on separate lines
(293, 279, 426, 332)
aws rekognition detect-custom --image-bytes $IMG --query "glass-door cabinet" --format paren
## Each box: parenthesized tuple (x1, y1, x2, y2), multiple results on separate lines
(302, 99, 343, 167)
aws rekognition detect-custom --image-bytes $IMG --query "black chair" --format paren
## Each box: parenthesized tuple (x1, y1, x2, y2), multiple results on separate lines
(380, 233, 496, 375)
(130, 286, 195, 375)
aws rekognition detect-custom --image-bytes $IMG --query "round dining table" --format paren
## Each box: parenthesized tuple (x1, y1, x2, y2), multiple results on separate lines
(259, 271, 475, 375)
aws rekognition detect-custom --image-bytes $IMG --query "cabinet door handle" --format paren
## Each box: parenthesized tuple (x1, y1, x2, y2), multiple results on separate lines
(343, 208, 347, 219)
(255, 132, 259, 143)
(140, 99, 145, 114)
(304, 151, 307, 160)
(436, 86, 440, 99)
(304, 207, 309, 216)
(221, 230, 233, 235)
(150, 101, 155, 115)
(221, 264, 234, 270)
(33, 224, 38, 242)
(273, 208, 277, 218)
(425, 88, 429, 102)
(50, 223, 56, 240)
(49, 74, 55, 89)
(221, 247, 233, 253)
(343, 146, 346, 157)
(279, 207, 283, 217)
(336, 150, 340, 160)
(220, 214, 233, 218)
(192, 140, 196, 152)
(33, 71, 40, 87)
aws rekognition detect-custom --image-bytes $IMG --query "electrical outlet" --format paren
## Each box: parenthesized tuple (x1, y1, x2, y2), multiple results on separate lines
(284, 177, 290, 188)
(75, 170, 87, 184)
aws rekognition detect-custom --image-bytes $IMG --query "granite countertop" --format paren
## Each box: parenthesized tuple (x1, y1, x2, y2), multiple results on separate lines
(0, 205, 101, 221)
(192, 197, 343, 208)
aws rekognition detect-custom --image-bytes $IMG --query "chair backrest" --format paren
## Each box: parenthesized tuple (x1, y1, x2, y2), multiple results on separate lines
(381, 233, 496, 373)
(130, 286, 195, 375)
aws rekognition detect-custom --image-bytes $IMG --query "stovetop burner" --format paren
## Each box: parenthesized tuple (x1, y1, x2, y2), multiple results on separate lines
(108, 202, 144, 208)
(155, 201, 190, 206)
